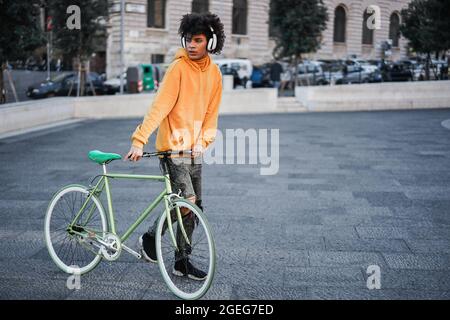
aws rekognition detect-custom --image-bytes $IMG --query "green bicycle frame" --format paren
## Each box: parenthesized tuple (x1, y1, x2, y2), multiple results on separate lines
(69, 163, 190, 250)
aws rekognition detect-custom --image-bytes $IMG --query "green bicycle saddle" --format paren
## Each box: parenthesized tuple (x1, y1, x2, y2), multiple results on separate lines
(88, 150, 122, 164)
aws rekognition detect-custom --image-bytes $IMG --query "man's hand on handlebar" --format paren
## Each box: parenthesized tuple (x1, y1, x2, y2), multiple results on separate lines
(125, 145, 143, 162)
(192, 144, 204, 158)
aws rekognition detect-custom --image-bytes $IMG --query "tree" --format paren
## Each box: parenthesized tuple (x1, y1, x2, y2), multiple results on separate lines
(47, 0, 108, 96)
(400, 0, 450, 80)
(269, 0, 328, 86)
(0, 0, 45, 103)
(428, 0, 450, 53)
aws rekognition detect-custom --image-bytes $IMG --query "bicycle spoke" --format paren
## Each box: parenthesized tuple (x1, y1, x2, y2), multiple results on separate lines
(188, 246, 208, 253)
(52, 230, 69, 243)
(56, 233, 70, 258)
(73, 237, 86, 265)
(66, 236, 77, 266)
(55, 200, 71, 222)
(52, 225, 68, 232)
(188, 253, 209, 261)
(66, 194, 72, 215)
(70, 192, 76, 218)
(62, 195, 74, 219)
(60, 235, 74, 263)
(192, 234, 206, 247)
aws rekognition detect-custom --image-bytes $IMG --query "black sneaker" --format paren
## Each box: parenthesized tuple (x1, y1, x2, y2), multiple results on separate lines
(139, 233, 157, 263)
(172, 258, 207, 281)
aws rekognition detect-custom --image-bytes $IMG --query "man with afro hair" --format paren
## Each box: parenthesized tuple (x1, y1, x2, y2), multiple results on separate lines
(126, 12, 225, 280)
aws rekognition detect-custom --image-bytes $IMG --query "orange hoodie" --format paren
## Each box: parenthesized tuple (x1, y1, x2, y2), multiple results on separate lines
(131, 48, 223, 152)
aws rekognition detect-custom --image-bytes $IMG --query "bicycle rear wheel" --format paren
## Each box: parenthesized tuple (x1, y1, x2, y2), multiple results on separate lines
(44, 184, 107, 274)
(155, 199, 215, 300)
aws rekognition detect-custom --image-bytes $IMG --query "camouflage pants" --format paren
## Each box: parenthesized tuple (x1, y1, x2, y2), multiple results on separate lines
(148, 156, 203, 260)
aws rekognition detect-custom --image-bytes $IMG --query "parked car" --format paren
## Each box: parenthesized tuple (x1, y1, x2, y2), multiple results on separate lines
(383, 62, 414, 82)
(395, 59, 422, 81)
(219, 65, 240, 88)
(318, 61, 343, 84)
(103, 72, 127, 94)
(251, 64, 272, 88)
(25, 57, 45, 71)
(296, 60, 330, 86)
(64, 72, 105, 95)
(339, 65, 377, 84)
(341, 60, 381, 83)
(318, 59, 381, 84)
(26, 72, 105, 98)
(214, 59, 253, 88)
(416, 59, 449, 80)
(351, 59, 379, 74)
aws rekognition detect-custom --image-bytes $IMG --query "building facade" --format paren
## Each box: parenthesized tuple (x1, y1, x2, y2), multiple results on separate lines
(315, 0, 410, 61)
(106, 0, 411, 78)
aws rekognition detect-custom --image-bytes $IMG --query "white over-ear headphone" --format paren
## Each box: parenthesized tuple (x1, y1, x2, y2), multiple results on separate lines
(181, 26, 217, 52)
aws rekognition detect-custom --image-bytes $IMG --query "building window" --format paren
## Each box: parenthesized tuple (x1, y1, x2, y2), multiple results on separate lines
(333, 5, 346, 43)
(147, 0, 166, 28)
(362, 9, 374, 45)
(151, 54, 165, 64)
(389, 12, 400, 47)
(232, 0, 247, 35)
(192, 0, 209, 13)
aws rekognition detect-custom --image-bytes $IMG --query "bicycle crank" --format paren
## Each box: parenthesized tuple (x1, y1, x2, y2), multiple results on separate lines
(100, 233, 122, 261)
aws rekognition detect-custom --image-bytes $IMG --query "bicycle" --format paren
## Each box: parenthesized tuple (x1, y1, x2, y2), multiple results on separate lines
(44, 149, 216, 300)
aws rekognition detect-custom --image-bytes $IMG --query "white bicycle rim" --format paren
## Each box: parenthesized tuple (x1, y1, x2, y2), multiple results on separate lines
(44, 185, 107, 274)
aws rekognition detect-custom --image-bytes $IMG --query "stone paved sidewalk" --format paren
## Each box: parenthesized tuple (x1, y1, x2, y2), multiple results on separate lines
(1, 108, 450, 299)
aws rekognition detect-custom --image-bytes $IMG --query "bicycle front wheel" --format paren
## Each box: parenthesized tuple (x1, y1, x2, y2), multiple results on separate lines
(44, 184, 108, 274)
(156, 199, 216, 300)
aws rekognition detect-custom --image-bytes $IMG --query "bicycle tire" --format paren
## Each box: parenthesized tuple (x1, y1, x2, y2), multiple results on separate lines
(155, 198, 216, 300)
(44, 184, 107, 274)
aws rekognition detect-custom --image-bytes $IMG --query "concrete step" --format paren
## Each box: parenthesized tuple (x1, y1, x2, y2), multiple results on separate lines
(277, 97, 308, 112)
(277, 97, 297, 102)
